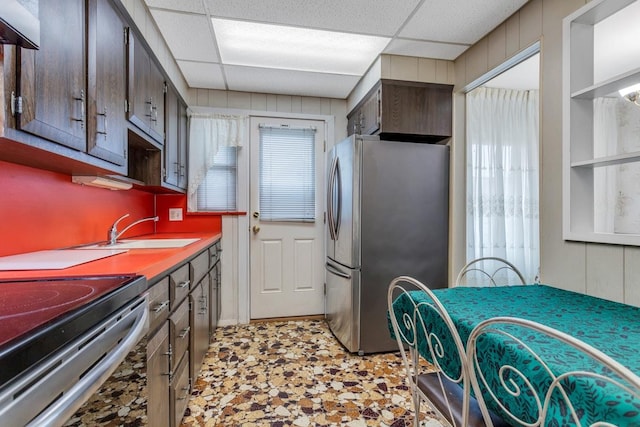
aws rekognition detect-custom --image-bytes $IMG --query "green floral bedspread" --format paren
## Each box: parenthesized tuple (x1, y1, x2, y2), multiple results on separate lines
(389, 285, 640, 426)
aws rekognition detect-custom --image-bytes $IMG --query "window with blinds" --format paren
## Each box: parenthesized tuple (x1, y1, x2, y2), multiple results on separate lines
(196, 146, 237, 211)
(259, 126, 316, 222)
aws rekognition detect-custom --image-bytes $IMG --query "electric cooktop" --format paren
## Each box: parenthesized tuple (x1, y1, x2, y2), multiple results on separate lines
(0, 275, 147, 386)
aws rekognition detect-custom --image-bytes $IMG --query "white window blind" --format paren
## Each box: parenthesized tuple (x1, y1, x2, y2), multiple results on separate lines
(196, 146, 237, 211)
(259, 126, 316, 222)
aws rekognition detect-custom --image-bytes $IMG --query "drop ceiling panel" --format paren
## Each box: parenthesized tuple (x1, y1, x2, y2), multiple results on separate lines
(150, 10, 219, 62)
(384, 39, 469, 61)
(205, 0, 421, 36)
(224, 65, 360, 98)
(145, 0, 206, 14)
(177, 61, 226, 89)
(400, 0, 528, 44)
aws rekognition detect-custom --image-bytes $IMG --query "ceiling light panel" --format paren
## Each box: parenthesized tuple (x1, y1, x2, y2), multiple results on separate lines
(150, 10, 219, 62)
(206, 0, 421, 37)
(400, 0, 527, 44)
(224, 64, 360, 98)
(212, 18, 390, 75)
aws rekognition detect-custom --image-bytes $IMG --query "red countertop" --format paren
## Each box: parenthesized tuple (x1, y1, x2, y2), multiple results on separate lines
(0, 232, 221, 283)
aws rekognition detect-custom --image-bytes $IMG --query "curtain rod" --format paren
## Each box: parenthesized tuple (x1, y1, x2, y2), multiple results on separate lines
(259, 124, 317, 131)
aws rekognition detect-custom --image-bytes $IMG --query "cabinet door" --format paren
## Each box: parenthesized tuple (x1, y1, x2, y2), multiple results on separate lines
(87, 0, 127, 165)
(170, 350, 190, 427)
(177, 97, 188, 189)
(147, 321, 170, 427)
(361, 87, 381, 135)
(209, 263, 220, 335)
(147, 60, 165, 144)
(127, 29, 165, 145)
(189, 280, 209, 383)
(164, 86, 180, 187)
(18, 0, 86, 150)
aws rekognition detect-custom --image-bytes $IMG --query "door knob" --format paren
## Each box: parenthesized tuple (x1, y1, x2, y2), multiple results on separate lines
(253, 211, 260, 218)
(252, 225, 260, 234)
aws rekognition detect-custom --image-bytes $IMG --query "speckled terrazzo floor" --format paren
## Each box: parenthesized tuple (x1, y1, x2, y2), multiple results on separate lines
(65, 319, 444, 426)
(181, 319, 443, 427)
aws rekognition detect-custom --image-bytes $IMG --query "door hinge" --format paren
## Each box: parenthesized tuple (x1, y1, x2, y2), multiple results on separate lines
(10, 92, 22, 115)
(124, 27, 129, 45)
(124, 99, 129, 113)
(323, 212, 326, 224)
(323, 140, 326, 152)
(324, 282, 327, 295)
(162, 167, 166, 179)
(163, 83, 168, 94)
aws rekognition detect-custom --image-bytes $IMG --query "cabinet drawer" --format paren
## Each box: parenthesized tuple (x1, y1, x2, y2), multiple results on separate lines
(147, 277, 170, 333)
(169, 263, 190, 308)
(169, 298, 190, 373)
(170, 350, 190, 427)
(190, 250, 209, 287)
(209, 241, 221, 266)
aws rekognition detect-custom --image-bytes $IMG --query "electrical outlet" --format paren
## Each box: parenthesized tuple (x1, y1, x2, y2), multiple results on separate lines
(169, 208, 183, 221)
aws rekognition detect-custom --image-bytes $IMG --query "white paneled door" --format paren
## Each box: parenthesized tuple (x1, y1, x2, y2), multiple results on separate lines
(249, 117, 326, 319)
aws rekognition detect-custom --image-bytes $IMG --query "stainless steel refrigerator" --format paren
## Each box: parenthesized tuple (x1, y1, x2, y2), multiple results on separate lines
(325, 134, 449, 354)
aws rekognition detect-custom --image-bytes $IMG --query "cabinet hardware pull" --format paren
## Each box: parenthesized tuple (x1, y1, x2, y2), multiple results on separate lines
(179, 326, 190, 339)
(162, 370, 173, 377)
(177, 280, 190, 289)
(96, 107, 108, 136)
(72, 90, 85, 129)
(153, 300, 170, 313)
(163, 349, 173, 357)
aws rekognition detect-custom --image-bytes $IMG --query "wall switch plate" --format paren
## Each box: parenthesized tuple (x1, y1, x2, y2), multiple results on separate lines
(169, 208, 183, 221)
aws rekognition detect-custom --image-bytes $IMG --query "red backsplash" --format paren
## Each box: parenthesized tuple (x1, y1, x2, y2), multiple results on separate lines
(155, 194, 221, 234)
(0, 160, 154, 256)
(0, 161, 223, 257)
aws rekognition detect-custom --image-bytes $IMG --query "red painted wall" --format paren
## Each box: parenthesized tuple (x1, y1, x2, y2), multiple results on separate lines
(0, 161, 154, 256)
(155, 194, 221, 234)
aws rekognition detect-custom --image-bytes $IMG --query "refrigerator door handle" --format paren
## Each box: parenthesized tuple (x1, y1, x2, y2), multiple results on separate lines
(334, 157, 341, 239)
(327, 156, 337, 241)
(325, 261, 351, 279)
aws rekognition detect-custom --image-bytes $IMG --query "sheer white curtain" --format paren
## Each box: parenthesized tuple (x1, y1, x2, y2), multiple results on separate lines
(594, 97, 640, 234)
(466, 87, 539, 282)
(187, 113, 247, 211)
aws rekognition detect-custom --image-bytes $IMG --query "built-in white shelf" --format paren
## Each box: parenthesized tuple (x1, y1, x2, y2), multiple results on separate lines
(563, 0, 640, 246)
(571, 151, 640, 168)
(571, 66, 640, 99)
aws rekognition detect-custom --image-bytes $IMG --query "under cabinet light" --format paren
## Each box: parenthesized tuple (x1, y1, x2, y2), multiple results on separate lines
(72, 175, 133, 190)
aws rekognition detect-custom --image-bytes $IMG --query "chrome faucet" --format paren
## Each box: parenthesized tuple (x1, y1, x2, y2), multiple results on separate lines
(107, 214, 159, 245)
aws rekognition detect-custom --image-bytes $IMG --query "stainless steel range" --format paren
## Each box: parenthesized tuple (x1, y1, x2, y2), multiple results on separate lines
(0, 275, 148, 427)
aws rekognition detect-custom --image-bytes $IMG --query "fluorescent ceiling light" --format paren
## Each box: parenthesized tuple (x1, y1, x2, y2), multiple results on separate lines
(72, 175, 133, 190)
(212, 18, 390, 76)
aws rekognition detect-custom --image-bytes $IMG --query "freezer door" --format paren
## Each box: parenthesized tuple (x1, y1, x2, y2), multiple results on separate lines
(325, 259, 359, 353)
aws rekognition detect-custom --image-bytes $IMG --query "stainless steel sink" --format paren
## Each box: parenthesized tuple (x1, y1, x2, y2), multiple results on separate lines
(84, 238, 200, 249)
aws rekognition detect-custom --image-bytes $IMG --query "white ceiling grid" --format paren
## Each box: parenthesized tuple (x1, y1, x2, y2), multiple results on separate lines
(144, 0, 529, 98)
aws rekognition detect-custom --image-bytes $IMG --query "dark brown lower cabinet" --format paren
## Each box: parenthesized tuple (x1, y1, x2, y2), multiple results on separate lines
(147, 321, 170, 427)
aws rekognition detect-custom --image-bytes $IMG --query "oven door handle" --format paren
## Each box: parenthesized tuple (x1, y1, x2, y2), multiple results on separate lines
(26, 295, 149, 427)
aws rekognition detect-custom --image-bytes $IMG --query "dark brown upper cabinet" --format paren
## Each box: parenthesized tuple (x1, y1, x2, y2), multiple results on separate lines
(347, 79, 453, 143)
(164, 85, 187, 190)
(127, 29, 165, 145)
(16, 0, 87, 151)
(4, 0, 128, 170)
(87, 0, 128, 166)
